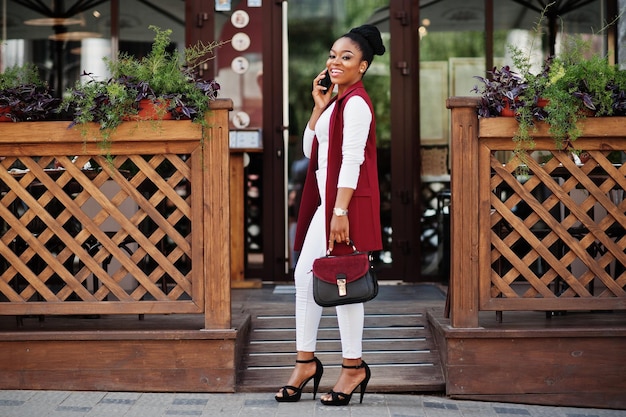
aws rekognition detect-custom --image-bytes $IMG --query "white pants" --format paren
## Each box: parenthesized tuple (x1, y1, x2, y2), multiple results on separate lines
(294, 200, 364, 359)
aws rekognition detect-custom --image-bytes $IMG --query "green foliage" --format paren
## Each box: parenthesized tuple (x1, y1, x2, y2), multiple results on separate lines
(0, 63, 43, 89)
(63, 74, 136, 134)
(541, 39, 616, 147)
(63, 26, 222, 157)
(516, 35, 624, 149)
(60, 74, 137, 158)
(472, 65, 527, 117)
(477, 3, 626, 156)
(106, 26, 222, 120)
(0, 63, 59, 122)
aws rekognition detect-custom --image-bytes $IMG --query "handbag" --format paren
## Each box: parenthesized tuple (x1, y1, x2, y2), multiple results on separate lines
(312, 243, 378, 307)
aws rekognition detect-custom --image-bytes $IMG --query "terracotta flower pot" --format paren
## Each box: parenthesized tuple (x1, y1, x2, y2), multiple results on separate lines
(500, 98, 516, 117)
(126, 99, 173, 121)
(0, 107, 12, 122)
(502, 97, 549, 117)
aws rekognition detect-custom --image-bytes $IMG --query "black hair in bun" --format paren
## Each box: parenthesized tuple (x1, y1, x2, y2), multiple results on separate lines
(344, 24, 386, 70)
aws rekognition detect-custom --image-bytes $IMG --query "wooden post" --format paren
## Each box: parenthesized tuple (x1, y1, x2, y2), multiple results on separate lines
(229, 151, 262, 288)
(446, 97, 481, 328)
(203, 99, 233, 329)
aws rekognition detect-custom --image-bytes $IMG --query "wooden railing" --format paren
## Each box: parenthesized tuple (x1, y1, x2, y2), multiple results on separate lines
(0, 99, 232, 329)
(447, 97, 626, 327)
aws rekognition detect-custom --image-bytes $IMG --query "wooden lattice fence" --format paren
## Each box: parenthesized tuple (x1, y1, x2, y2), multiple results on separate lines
(448, 97, 626, 327)
(0, 99, 232, 329)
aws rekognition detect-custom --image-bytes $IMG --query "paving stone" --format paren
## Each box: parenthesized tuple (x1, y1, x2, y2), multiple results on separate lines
(0, 391, 621, 417)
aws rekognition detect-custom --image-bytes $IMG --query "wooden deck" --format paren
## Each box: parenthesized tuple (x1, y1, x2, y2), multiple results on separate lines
(428, 307, 626, 409)
(438, 99, 626, 409)
(2, 282, 625, 409)
(0, 312, 251, 393)
(0, 283, 448, 394)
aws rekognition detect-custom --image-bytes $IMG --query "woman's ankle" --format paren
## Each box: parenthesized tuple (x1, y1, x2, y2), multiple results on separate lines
(341, 358, 362, 368)
(296, 351, 315, 362)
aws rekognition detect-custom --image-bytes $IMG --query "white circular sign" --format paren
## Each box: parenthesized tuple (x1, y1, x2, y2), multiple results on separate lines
(231, 56, 250, 74)
(232, 32, 251, 52)
(231, 10, 250, 28)
(232, 111, 251, 128)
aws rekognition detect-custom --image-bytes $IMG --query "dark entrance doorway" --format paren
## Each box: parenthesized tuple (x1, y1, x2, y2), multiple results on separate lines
(198, 0, 425, 283)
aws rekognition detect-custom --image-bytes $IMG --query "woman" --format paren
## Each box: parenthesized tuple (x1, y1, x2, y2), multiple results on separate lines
(275, 24, 385, 406)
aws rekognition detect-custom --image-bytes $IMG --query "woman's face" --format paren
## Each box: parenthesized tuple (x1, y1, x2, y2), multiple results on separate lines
(326, 37, 368, 89)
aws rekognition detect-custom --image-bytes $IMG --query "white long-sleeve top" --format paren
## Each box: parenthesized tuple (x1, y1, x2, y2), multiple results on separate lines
(302, 96, 372, 189)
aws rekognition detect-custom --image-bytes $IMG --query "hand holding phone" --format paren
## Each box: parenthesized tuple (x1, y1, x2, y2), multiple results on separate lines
(318, 70, 332, 94)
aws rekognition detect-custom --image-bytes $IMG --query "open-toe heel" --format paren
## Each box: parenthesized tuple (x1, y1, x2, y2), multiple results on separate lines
(275, 357, 324, 402)
(320, 360, 371, 406)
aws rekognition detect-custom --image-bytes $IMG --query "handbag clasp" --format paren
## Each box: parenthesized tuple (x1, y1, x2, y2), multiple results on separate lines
(336, 274, 347, 297)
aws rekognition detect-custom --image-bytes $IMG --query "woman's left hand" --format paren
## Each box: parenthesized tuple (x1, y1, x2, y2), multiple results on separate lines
(312, 69, 333, 108)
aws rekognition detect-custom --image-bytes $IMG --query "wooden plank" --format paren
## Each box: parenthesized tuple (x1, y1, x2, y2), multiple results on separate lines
(230, 152, 246, 284)
(0, 311, 249, 392)
(0, 301, 203, 316)
(480, 114, 626, 141)
(0, 369, 236, 392)
(190, 148, 206, 305)
(482, 297, 626, 311)
(241, 364, 445, 393)
(2, 339, 234, 370)
(246, 340, 434, 353)
(429, 309, 626, 337)
(203, 105, 232, 329)
(428, 307, 626, 409)
(249, 312, 426, 328)
(447, 99, 480, 327)
(0, 142, 199, 157)
(0, 313, 248, 335)
(445, 337, 626, 395)
(0, 119, 203, 144)
(227, 152, 261, 288)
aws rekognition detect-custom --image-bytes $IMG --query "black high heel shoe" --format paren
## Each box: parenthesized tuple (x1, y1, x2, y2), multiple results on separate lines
(275, 357, 324, 402)
(320, 360, 371, 406)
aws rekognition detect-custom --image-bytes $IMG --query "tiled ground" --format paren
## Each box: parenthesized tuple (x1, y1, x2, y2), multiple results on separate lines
(0, 391, 624, 417)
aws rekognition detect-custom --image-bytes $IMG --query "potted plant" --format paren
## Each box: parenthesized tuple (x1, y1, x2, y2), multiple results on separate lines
(472, 65, 527, 118)
(0, 63, 59, 122)
(61, 26, 222, 152)
(473, 5, 549, 157)
(538, 37, 626, 149)
(61, 72, 138, 155)
(472, 52, 548, 157)
(474, 34, 626, 156)
(106, 26, 221, 122)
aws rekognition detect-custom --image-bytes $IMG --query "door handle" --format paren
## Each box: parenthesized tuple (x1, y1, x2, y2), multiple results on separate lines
(396, 61, 410, 76)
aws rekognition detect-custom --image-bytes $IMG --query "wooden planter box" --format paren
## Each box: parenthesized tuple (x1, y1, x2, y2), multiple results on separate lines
(0, 99, 252, 392)
(429, 97, 626, 409)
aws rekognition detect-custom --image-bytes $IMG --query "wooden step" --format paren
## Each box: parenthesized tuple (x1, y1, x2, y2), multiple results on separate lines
(236, 286, 447, 393)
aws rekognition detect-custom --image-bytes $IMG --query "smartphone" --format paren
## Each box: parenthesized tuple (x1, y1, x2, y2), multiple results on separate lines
(318, 70, 332, 94)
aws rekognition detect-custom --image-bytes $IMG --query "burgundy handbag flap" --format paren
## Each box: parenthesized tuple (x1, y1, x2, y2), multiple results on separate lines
(312, 252, 370, 284)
